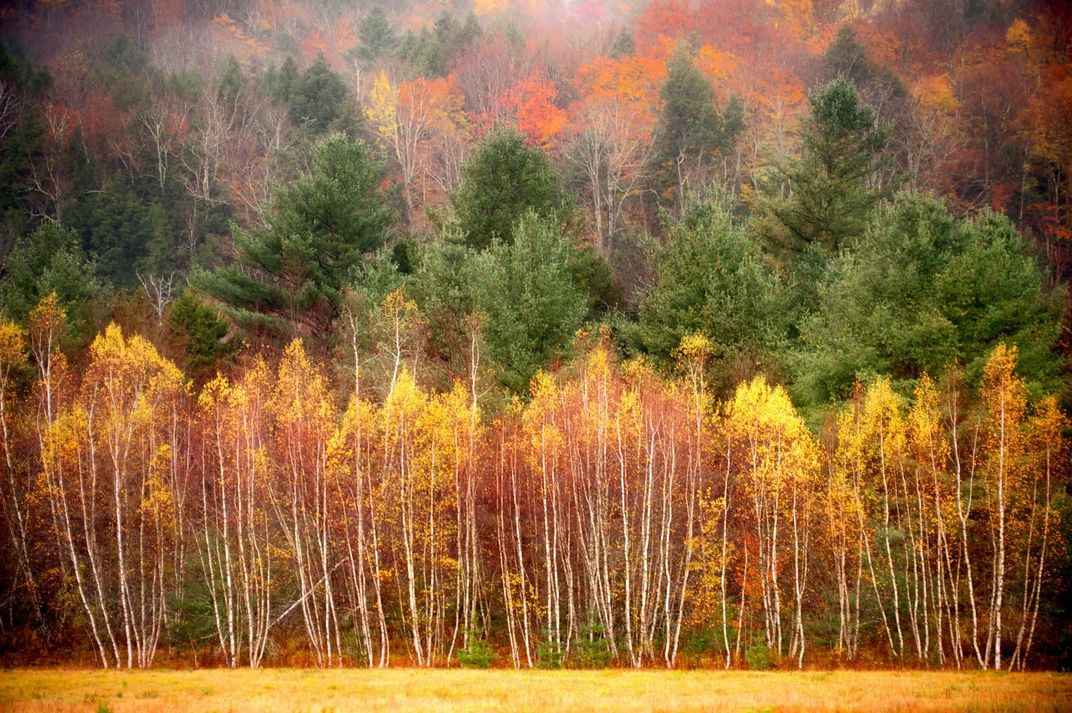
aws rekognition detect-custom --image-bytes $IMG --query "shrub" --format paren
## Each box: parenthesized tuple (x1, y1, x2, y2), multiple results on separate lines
(457, 628, 494, 669)
(536, 637, 563, 669)
(745, 638, 774, 670)
(571, 621, 612, 668)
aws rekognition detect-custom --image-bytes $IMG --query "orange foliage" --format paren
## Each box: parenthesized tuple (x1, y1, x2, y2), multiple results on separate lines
(151, 0, 183, 35)
(695, 45, 739, 91)
(914, 74, 959, 112)
(775, 0, 817, 42)
(1019, 63, 1072, 171)
(473, 0, 509, 15)
(497, 75, 567, 151)
(80, 92, 127, 146)
(302, 29, 329, 60)
(575, 52, 666, 105)
(211, 13, 271, 66)
(634, 0, 692, 51)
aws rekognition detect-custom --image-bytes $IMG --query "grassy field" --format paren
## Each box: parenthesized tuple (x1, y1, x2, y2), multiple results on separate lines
(0, 668, 1068, 712)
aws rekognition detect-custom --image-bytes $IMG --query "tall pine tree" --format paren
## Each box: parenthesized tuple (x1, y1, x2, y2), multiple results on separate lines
(751, 77, 892, 263)
(196, 133, 395, 343)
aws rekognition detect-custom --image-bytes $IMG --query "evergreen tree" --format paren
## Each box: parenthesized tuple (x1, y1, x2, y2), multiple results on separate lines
(822, 26, 908, 112)
(0, 220, 101, 337)
(610, 29, 635, 58)
(408, 223, 479, 381)
(166, 288, 237, 382)
(216, 54, 246, 102)
(0, 44, 49, 249)
(196, 133, 395, 342)
(70, 175, 152, 287)
(354, 7, 399, 68)
(751, 77, 892, 264)
(795, 194, 1064, 404)
(651, 46, 743, 211)
(97, 35, 150, 112)
(287, 54, 358, 135)
(267, 55, 299, 104)
(634, 196, 784, 385)
(436, 11, 481, 62)
(452, 127, 565, 250)
(470, 210, 588, 393)
(398, 28, 445, 77)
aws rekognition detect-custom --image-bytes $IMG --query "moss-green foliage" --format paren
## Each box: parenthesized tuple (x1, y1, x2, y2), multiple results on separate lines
(0, 43, 49, 235)
(751, 78, 892, 269)
(571, 622, 612, 669)
(407, 225, 478, 381)
(196, 133, 395, 343)
(795, 194, 1064, 404)
(353, 7, 399, 69)
(536, 638, 564, 669)
(69, 176, 163, 287)
(452, 127, 565, 251)
(0, 220, 102, 340)
(634, 195, 783, 389)
(680, 627, 716, 664)
(397, 28, 444, 77)
(469, 210, 588, 393)
(396, 12, 482, 78)
(166, 289, 237, 381)
(651, 46, 743, 204)
(457, 627, 495, 669)
(271, 54, 360, 137)
(744, 638, 774, 671)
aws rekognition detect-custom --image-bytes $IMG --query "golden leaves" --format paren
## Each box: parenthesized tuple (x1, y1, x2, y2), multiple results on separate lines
(1005, 18, 1033, 54)
(366, 71, 398, 143)
(0, 317, 26, 374)
(726, 375, 821, 491)
(675, 332, 713, 363)
(982, 343, 1027, 428)
(913, 74, 959, 113)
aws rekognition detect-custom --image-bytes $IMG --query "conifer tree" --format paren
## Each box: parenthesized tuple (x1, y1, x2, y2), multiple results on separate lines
(196, 133, 395, 342)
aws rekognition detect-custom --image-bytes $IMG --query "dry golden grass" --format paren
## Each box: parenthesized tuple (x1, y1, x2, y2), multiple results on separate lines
(0, 668, 1068, 712)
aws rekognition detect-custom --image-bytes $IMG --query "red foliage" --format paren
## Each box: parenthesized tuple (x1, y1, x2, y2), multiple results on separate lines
(497, 74, 566, 151)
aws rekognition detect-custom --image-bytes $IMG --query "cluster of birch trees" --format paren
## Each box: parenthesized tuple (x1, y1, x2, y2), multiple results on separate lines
(0, 297, 1066, 671)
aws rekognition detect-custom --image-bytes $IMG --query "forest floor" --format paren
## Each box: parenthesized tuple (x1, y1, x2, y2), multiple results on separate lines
(0, 668, 1068, 712)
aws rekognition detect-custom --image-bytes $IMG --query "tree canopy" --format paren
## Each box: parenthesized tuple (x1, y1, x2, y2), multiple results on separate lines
(452, 126, 566, 250)
(196, 133, 395, 342)
(751, 77, 892, 265)
(795, 194, 1064, 404)
(469, 209, 589, 393)
(634, 196, 784, 386)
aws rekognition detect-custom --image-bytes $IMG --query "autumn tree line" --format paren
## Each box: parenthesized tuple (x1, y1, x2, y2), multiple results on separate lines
(0, 297, 1066, 671)
(0, 0, 1069, 670)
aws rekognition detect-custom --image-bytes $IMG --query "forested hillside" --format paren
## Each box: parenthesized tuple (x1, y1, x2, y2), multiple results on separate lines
(0, 0, 1069, 670)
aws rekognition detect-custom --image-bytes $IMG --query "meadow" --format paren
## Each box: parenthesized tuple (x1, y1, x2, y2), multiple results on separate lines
(0, 669, 1068, 713)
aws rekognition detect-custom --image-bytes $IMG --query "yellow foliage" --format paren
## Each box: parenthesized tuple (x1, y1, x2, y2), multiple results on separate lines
(366, 71, 398, 142)
(912, 74, 959, 113)
(695, 45, 739, 88)
(472, 0, 509, 15)
(675, 332, 713, 363)
(0, 318, 26, 372)
(1006, 18, 1032, 53)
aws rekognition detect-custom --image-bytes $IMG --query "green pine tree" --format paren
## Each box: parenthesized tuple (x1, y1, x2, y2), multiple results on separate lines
(795, 194, 1064, 404)
(751, 77, 892, 264)
(452, 127, 565, 250)
(651, 46, 743, 211)
(353, 7, 399, 68)
(195, 133, 395, 344)
(469, 210, 588, 393)
(634, 195, 784, 388)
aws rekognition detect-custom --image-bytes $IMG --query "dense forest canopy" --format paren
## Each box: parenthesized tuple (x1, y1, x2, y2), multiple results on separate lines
(0, 0, 1069, 670)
